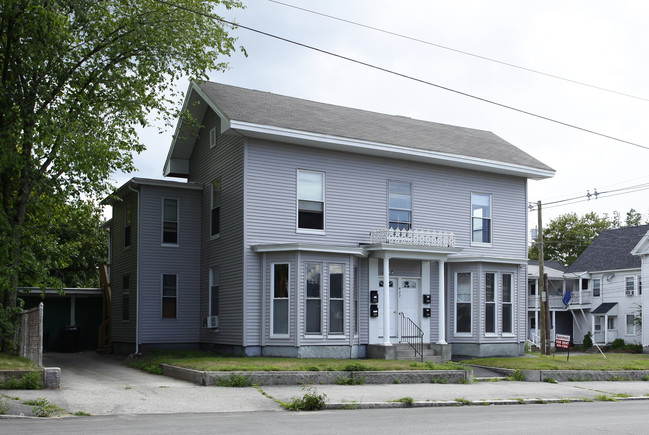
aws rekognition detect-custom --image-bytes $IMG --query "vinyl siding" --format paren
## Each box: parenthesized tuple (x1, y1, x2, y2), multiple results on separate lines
(137, 185, 201, 344)
(187, 109, 246, 346)
(109, 193, 138, 344)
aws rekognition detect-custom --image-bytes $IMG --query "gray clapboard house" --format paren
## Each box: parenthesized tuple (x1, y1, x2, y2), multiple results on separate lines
(104, 81, 554, 359)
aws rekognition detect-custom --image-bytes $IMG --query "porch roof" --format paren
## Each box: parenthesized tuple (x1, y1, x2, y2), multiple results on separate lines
(363, 243, 461, 261)
(591, 302, 617, 315)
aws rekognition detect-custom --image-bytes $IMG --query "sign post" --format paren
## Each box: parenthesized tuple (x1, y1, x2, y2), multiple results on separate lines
(555, 334, 571, 361)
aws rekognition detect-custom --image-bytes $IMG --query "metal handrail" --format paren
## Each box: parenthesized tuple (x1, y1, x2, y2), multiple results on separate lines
(399, 312, 424, 362)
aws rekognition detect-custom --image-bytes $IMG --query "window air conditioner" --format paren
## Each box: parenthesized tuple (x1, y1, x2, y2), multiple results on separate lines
(625, 289, 634, 296)
(203, 316, 219, 328)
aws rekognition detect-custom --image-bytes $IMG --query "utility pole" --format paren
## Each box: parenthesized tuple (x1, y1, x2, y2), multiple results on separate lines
(537, 200, 549, 355)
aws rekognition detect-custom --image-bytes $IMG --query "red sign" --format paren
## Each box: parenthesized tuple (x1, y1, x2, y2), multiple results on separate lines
(555, 334, 570, 349)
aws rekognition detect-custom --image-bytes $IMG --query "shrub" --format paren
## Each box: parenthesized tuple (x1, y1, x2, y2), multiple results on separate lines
(344, 362, 372, 372)
(611, 338, 625, 350)
(392, 397, 414, 407)
(507, 369, 526, 382)
(336, 375, 365, 385)
(582, 332, 593, 351)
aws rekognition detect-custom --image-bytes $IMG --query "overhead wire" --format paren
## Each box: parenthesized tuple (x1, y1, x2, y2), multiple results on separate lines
(154, 0, 649, 151)
(268, 0, 649, 103)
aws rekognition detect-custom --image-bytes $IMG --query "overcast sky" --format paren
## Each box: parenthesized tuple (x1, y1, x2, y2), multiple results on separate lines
(121, 0, 649, 227)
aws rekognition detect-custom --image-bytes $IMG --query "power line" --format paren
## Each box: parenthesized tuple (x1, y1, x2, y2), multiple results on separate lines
(154, 0, 649, 151)
(269, 0, 649, 103)
(529, 182, 649, 211)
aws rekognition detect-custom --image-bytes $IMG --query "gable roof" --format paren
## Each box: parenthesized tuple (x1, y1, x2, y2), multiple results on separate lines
(566, 225, 649, 273)
(164, 81, 555, 180)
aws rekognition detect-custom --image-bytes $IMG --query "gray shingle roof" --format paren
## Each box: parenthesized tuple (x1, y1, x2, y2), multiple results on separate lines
(566, 225, 649, 273)
(198, 82, 554, 173)
(591, 302, 617, 314)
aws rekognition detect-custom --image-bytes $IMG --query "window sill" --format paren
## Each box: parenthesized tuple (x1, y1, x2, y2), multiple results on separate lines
(502, 333, 516, 337)
(270, 334, 290, 339)
(296, 229, 326, 236)
(210, 234, 221, 241)
(161, 243, 180, 248)
(305, 334, 324, 338)
(470, 242, 492, 248)
(454, 333, 472, 337)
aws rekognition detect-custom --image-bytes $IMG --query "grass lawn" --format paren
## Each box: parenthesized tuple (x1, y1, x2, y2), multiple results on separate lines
(0, 353, 39, 370)
(464, 353, 649, 371)
(126, 350, 467, 374)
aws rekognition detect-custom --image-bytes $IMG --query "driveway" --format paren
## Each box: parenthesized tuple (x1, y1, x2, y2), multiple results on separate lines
(2, 352, 281, 416)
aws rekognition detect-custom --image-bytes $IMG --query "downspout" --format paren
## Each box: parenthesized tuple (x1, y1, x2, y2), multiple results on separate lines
(128, 183, 141, 355)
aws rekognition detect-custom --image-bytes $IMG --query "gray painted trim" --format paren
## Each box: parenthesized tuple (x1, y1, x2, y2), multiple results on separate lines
(447, 255, 528, 264)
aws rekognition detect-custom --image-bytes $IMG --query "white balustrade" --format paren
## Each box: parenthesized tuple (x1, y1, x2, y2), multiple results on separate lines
(370, 228, 455, 248)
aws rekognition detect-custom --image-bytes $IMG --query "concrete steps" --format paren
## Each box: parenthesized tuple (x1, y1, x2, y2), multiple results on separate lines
(394, 343, 442, 363)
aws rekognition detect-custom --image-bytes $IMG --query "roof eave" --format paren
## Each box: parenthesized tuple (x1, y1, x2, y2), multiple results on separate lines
(230, 121, 555, 180)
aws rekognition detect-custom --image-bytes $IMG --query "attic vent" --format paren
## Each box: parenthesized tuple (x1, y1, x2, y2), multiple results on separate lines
(209, 127, 217, 149)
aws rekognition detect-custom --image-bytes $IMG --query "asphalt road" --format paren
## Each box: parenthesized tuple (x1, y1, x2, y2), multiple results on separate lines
(2, 401, 648, 434)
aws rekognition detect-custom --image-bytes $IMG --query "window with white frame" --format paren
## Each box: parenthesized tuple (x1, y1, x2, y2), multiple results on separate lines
(211, 178, 221, 237)
(297, 170, 324, 231)
(594, 317, 601, 331)
(271, 264, 289, 336)
(625, 276, 635, 295)
(638, 275, 642, 295)
(209, 267, 219, 317)
(124, 202, 132, 248)
(353, 266, 359, 336)
(162, 274, 177, 319)
(626, 314, 635, 335)
(455, 272, 472, 334)
(592, 278, 601, 297)
(305, 263, 322, 334)
(502, 273, 513, 334)
(607, 317, 616, 330)
(329, 264, 344, 334)
(209, 127, 217, 149)
(162, 198, 178, 245)
(388, 180, 412, 230)
(471, 193, 491, 244)
(485, 273, 496, 334)
(122, 275, 130, 321)
(529, 280, 536, 296)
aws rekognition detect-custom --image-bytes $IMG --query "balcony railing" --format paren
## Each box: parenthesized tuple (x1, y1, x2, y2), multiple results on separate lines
(370, 228, 455, 248)
(527, 290, 592, 309)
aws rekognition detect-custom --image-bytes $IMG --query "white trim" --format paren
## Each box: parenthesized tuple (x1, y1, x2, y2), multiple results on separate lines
(252, 243, 367, 257)
(454, 271, 473, 336)
(229, 120, 555, 180)
(296, 169, 325, 233)
(305, 262, 323, 336)
(447, 255, 528, 264)
(470, 192, 492, 246)
(161, 197, 180, 247)
(270, 262, 290, 338)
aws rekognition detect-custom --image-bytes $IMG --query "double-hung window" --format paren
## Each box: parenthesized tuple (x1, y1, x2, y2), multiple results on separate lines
(297, 170, 324, 231)
(471, 193, 491, 244)
(353, 266, 359, 336)
(626, 314, 635, 335)
(638, 275, 643, 295)
(329, 264, 344, 335)
(485, 273, 496, 334)
(162, 274, 177, 319)
(593, 278, 601, 297)
(271, 264, 289, 336)
(626, 276, 635, 295)
(388, 180, 412, 230)
(502, 273, 513, 334)
(209, 267, 220, 317)
(162, 198, 178, 245)
(211, 179, 221, 237)
(455, 272, 472, 334)
(306, 263, 322, 334)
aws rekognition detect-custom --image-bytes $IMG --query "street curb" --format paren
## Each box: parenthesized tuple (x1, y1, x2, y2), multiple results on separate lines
(324, 395, 649, 409)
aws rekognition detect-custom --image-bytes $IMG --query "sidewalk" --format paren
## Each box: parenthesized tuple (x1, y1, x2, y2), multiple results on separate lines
(2, 352, 649, 417)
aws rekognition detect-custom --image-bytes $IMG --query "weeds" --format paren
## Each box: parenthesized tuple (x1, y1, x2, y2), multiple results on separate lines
(22, 398, 63, 417)
(506, 370, 525, 382)
(595, 394, 617, 402)
(0, 371, 42, 389)
(336, 375, 365, 385)
(543, 377, 557, 384)
(454, 397, 471, 405)
(430, 376, 449, 384)
(391, 397, 414, 407)
(283, 386, 327, 411)
(214, 374, 252, 387)
(0, 398, 9, 414)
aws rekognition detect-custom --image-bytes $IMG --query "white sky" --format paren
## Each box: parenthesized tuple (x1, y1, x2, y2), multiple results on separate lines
(119, 0, 649, 227)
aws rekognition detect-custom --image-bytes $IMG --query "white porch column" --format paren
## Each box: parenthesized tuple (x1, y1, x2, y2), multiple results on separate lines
(382, 257, 392, 346)
(592, 315, 596, 343)
(604, 314, 609, 344)
(437, 260, 447, 344)
(535, 278, 539, 344)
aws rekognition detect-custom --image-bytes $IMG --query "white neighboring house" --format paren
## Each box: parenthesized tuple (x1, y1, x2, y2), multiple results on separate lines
(563, 225, 648, 346)
(631, 229, 649, 351)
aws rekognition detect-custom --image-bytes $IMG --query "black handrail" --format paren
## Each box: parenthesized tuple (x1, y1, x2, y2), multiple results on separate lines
(399, 312, 424, 362)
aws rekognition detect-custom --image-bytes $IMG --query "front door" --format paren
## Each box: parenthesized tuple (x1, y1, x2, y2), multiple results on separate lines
(381, 277, 420, 340)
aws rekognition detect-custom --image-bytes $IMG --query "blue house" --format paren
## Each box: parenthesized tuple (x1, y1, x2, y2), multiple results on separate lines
(104, 82, 554, 359)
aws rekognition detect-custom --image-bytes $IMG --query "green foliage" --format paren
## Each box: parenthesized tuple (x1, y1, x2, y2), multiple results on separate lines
(0, 398, 8, 414)
(22, 398, 63, 417)
(543, 377, 557, 384)
(392, 396, 414, 407)
(214, 374, 252, 387)
(336, 375, 365, 385)
(506, 369, 526, 382)
(611, 339, 626, 350)
(344, 362, 373, 372)
(284, 387, 327, 411)
(430, 376, 449, 384)
(582, 332, 593, 351)
(0, 0, 244, 350)
(594, 394, 617, 402)
(0, 371, 42, 390)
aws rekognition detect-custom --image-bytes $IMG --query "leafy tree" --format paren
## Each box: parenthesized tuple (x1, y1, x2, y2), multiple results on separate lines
(529, 209, 648, 267)
(0, 0, 244, 351)
(529, 212, 612, 267)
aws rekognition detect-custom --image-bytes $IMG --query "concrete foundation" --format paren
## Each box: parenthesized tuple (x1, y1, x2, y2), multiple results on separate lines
(451, 342, 522, 359)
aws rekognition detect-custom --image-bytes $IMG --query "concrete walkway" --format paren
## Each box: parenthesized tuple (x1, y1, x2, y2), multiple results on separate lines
(2, 352, 649, 417)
